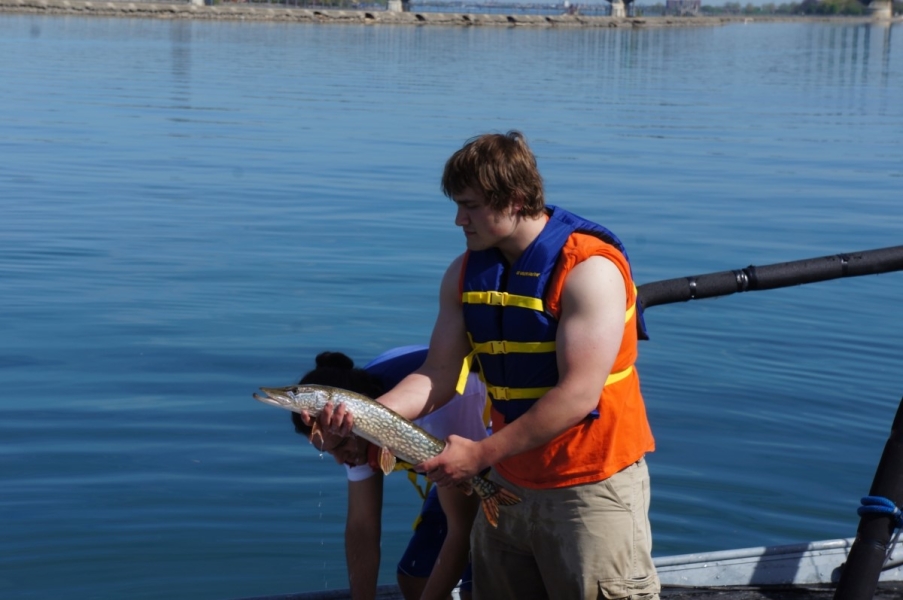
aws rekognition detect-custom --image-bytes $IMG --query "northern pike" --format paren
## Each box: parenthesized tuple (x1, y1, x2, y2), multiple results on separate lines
(253, 384, 521, 527)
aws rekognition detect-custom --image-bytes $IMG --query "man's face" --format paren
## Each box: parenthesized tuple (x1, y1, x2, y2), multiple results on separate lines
(452, 187, 517, 252)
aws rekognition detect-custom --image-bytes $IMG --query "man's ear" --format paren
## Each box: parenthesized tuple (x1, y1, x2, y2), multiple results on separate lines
(508, 194, 525, 215)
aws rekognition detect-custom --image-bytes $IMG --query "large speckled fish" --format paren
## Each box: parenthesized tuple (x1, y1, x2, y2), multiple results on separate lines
(254, 384, 520, 527)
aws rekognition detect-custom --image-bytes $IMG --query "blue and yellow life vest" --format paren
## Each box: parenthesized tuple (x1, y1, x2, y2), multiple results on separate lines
(458, 206, 647, 424)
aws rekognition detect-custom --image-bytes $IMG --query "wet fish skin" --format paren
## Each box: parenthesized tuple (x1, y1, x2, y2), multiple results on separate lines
(253, 383, 520, 527)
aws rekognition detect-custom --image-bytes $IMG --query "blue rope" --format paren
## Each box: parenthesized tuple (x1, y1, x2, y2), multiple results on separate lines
(858, 496, 903, 564)
(858, 496, 903, 528)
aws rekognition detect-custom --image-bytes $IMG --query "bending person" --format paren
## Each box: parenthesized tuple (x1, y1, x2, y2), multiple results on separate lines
(292, 346, 487, 600)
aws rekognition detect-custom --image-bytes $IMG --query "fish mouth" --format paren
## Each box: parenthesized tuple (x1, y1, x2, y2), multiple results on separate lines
(252, 386, 296, 408)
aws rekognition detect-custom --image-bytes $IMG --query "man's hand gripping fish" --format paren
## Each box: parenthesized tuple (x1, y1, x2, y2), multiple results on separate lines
(254, 384, 521, 527)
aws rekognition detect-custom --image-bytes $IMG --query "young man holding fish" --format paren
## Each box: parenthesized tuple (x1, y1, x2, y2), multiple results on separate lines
(316, 131, 660, 600)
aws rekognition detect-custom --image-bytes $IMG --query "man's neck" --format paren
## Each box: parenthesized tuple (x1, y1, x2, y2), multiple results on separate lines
(497, 213, 547, 265)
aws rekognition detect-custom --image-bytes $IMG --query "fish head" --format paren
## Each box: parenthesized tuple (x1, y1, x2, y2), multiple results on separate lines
(252, 384, 332, 415)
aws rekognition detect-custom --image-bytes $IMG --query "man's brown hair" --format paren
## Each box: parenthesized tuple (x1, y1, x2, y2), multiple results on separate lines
(441, 130, 545, 217)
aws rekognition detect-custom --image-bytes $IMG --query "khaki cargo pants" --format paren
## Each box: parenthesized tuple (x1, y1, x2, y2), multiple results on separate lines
(471, 458, 660, 600)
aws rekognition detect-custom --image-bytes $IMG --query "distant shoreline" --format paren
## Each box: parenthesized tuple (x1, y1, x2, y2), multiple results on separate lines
(1, 0, 897, 27)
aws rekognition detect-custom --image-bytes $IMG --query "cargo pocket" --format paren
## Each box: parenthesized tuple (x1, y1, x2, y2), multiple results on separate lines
(598, 573, 659, 600)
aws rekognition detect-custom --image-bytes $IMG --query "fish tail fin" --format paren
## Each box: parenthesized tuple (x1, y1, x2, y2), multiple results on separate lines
(480, 483, 521, 528)
(480, 496, 501, 528)
(493, 484, 522, 507)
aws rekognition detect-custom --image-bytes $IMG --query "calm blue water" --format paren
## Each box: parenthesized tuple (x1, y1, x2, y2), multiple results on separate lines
(1, 14, 901, 599)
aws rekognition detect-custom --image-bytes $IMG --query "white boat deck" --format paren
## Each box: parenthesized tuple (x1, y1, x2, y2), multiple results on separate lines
(656, 537, 903, 587)
(233, 537, 903, 600)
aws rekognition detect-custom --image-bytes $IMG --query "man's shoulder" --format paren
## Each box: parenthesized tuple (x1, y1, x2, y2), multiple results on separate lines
(546, 233, 631, 318)
(565, 231, 619, 254)
(556, 233, 624, 278)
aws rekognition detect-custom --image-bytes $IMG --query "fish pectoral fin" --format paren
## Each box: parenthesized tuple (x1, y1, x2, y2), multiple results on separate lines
(378, 447, 397, 476)
(310, 422, 325, 451)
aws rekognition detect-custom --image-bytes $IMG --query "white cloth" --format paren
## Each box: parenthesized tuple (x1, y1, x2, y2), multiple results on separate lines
(345, 373, 487, 481)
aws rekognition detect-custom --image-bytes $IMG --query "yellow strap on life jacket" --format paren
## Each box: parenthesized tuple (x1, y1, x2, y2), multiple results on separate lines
(456, 346, 477, 396)
(475, 340, 558, 355)
(461, 290, 544, 311)
(462, 287, 637, 321)
(484, 384, 553, 401)
(485, 365, 635, 402)
(455, 338, 557, 395)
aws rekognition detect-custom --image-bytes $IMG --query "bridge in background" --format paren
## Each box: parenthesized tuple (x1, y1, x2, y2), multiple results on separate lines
(404, 0, 894, 17)
(581, 0, 892, 18)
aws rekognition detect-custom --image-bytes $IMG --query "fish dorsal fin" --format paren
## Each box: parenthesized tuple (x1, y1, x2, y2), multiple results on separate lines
(378, 447, 397, 475)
